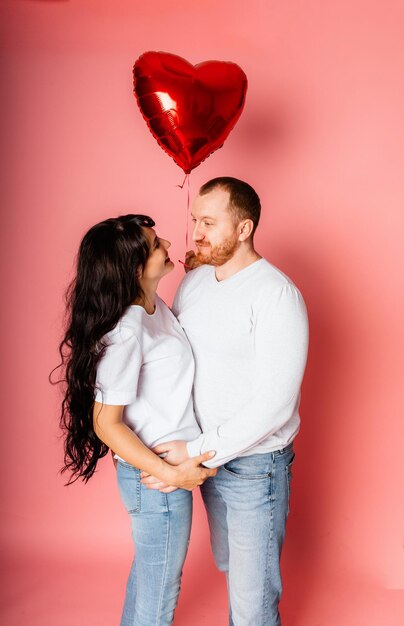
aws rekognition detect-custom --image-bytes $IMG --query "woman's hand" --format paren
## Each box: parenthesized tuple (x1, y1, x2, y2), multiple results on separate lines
(143, 450, 217, 492)
(152, 440, 189, 465)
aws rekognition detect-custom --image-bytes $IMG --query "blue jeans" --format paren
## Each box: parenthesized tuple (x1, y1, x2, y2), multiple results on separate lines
(116, 460, 192, 626)
(200, 443, 295, 626)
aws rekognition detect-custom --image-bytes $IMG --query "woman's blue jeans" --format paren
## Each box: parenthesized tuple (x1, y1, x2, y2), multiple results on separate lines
(200, 443, 296, 626)
(116, 460, 192, 626)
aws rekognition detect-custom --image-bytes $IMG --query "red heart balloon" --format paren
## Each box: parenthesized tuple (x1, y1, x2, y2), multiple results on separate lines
(133, 51, 248, 174)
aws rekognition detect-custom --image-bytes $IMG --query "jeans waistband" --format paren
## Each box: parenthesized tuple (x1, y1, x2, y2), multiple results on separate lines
(272, 441, 294, 457)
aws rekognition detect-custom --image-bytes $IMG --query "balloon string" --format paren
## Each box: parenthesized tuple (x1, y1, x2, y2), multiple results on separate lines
(176, 172, 190, 254)
(176, 173, 188, 189)
(186, 173, 190, 250)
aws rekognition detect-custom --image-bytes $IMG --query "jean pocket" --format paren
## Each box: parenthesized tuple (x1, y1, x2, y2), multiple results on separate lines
(223, 458, 272, 480)
(116, 461, 141, 514)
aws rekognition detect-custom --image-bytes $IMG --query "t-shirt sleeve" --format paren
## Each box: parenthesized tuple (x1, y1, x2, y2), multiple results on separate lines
(94, 325, 142, 406)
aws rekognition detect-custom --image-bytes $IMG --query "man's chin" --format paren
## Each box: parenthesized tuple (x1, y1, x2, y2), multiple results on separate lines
(195, 253, 229, 267)
(195, 240, 238, 267)
(195, 251, 213, 266)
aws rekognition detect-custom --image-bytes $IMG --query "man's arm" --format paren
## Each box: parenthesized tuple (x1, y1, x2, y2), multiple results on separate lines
(185, 283, 309, 467)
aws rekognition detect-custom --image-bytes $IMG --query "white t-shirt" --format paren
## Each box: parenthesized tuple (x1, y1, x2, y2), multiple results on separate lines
(95, 296, 201, 450)
(172, 258, 309, 468)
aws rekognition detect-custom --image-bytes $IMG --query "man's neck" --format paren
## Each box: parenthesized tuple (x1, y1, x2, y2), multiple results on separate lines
(214, 247, 261, 282)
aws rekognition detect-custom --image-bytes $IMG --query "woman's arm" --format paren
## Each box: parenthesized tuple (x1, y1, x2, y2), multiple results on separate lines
(93, 402, 216, 490)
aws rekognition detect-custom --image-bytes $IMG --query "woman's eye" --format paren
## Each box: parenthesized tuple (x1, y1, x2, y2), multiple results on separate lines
(154, 240, 160, 249)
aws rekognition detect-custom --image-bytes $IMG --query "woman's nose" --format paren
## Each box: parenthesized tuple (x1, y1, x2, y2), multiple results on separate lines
(162, 238, 171, 249)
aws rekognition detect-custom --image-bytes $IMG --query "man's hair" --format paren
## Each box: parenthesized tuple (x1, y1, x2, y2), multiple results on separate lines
(199, 176, 261, 235)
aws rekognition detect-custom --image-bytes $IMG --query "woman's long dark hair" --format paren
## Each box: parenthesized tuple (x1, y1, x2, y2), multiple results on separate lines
(52, 214, 155, 485)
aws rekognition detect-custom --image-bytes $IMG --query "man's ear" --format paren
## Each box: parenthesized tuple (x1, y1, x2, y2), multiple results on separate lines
(238, 219, 254, 242)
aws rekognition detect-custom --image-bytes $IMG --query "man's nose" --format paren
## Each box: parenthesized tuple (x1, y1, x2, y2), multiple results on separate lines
(192, 224, 204, 242)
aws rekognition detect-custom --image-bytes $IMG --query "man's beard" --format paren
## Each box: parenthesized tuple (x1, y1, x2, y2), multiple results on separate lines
(195, 232, 239, 267)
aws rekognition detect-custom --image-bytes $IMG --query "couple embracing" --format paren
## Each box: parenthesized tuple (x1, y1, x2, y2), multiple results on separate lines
(58, 177, 309, 626)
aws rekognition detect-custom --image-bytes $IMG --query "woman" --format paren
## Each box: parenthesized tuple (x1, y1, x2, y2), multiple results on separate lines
(57, 213, 216, 626)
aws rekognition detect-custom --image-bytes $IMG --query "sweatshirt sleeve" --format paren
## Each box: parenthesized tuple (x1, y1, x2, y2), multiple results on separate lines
(95, 325, 142, 406)
(172, 279, 184, 318)
(186, 283, 309, 467)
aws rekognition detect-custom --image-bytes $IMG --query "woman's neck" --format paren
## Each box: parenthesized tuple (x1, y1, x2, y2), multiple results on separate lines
(133, 280, 158, 314)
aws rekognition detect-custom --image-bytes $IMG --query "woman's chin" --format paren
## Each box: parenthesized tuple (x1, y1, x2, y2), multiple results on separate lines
(164, 260, 175, 273)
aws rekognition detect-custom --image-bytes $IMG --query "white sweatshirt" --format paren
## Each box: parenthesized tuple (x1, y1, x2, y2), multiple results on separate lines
(172, 258, 309, 468)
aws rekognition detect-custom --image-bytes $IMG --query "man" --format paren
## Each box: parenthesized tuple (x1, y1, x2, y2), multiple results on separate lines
(142, 177, 309, 626)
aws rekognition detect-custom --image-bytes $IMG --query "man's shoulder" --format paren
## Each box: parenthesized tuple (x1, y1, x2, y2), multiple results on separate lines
(173, 264, 212, 314)
(178, 264, 212, 291)
(252, 259, 306, 313)
(254, 258, 298, 290)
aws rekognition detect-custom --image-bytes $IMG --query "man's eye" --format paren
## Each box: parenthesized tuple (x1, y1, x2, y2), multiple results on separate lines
(203, 222, 213, 227)
(191, 218, 197, 224)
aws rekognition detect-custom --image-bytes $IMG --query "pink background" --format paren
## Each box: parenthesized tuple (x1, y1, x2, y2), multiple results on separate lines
(1, 1, 403, 624)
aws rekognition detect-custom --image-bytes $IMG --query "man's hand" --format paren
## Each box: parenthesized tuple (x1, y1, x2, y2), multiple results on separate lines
(141, 442, 217, 492)
(141, 440, 189, 492)
(184, 250, 202, 273)
(153, 440, 189, 465)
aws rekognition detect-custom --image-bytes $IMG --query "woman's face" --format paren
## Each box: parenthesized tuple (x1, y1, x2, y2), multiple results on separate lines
(141, 227, 174, 281)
